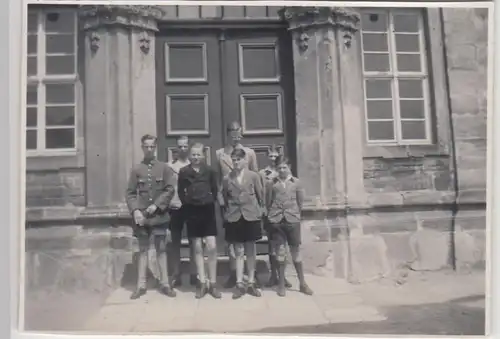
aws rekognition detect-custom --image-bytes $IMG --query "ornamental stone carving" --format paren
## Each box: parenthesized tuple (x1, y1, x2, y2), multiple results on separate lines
(280, 7, 360, 51)
(78, 5, 164, 54)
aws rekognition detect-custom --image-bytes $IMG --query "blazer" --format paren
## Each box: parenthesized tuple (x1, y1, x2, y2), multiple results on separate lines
(267, 176, 305, 224)
(178, 163, 218, 206)
(126, 159, 176, 226)
(215, 145, 258, 205)
(222, 169, 264, 223)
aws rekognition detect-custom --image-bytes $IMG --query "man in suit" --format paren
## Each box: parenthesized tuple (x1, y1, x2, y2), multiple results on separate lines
(126, 134, 177, 300)
(167, 135, 197, 288)
(215, 121, 260, 289)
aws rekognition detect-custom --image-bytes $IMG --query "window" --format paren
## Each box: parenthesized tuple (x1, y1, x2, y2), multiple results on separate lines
(361, 9, 432, 145)
(26, 8, 77, 154)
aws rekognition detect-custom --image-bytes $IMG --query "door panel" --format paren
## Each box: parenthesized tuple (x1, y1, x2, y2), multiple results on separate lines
(222, 29, 293, 170)
(156, 30, 223, 164)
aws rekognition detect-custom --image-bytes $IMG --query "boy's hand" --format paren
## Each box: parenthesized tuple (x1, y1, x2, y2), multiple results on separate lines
(133, 210, 145, 226)
(145, 204, 158, 215)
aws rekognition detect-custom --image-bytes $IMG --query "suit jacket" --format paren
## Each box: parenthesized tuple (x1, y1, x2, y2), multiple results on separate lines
(125, 159, 176, 226)
(178, 163, 218, 206)
(267, 176, 305, 224)
(215, 145, 258, 205)
(222, 169, 264, 222)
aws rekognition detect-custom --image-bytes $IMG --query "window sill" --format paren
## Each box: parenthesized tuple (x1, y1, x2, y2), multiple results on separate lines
(26, 149, 84, 171)
(363, 142, 450, 159)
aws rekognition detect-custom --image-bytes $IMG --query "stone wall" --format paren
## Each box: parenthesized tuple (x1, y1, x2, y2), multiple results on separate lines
(444, 7, 488, 202)
(26, 170, 85, 207)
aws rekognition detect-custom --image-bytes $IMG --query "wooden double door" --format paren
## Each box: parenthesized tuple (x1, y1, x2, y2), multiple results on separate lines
(155, 27, 296, 170)
(155, 27, 296, 255)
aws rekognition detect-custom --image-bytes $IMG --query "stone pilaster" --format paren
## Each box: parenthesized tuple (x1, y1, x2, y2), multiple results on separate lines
(281, 7, 367, 211)
(79, 5, 163, 210)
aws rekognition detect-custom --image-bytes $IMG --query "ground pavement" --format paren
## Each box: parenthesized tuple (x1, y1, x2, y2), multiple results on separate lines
(78, 269, 485, 335)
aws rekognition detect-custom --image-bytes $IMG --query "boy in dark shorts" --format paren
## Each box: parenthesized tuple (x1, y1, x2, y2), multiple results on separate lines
(222, 148, 265, 299)
(266, 155, 313, 297)
(178, 143, 221, 299)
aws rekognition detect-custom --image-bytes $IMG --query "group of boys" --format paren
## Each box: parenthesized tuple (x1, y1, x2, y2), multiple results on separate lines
(125, 121, 313, 300)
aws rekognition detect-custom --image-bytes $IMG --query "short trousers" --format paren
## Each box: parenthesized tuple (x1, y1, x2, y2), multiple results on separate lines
(184, 203, 218, 239)
(224, 217, 262, 243)
(133, 223, 169, 238)
(268, 218, 301, 247)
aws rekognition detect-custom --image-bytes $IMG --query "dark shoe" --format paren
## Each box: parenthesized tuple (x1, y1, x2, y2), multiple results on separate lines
(224, 272, 237, 289)
(195, 282, 208, 299)
(254, 274, 262, 288)
(171, 275, 182, 288)
(160, 285, 177, 298)
(232, 283, 246, 300)
(277, 285, 286, 297)
(247, 283, 262, 297)
(208, 284, 222, 299)
(299, 283, 314, 296)
(130, 288, 147, 300)
(285, 278, 293, 288)
(265, 275, 279, 287)
(190, 274, 198, 286)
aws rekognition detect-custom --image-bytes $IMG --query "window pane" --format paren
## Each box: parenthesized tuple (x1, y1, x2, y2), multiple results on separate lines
(401, 120, 426, 140)
(398, 79, 423, 98)
(400, 100, 425, 119)
(368, 121, 395, 141)
(28, 11, 38, 33)
(27, 84, 37, 105)
(363, 53, 390, 72)
(27, 56, 37, 76)
(365, 79, 392, 99)
(366, 100, 393, 119)
(361, 12, 388, 32)
(393, 14, 420, 33)
(27, 107, 37, 127)
(46, 34, 75, 54)
(46, 55, 75, 75)
(46, 128, 75, 149)
(45, 11, 75, 33)
(46, 83, 75, 104)
(28, 35, 37, 54)
(362, 33, 389, 52)
(26, 130, 37, 150)
(46, 106, 75, 126)
(395, 34, 420, 53)
(397, 54, 421, 72)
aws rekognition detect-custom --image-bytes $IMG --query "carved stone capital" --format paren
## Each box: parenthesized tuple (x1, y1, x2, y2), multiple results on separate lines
(78, 5, 164, 32)
(280, 7, 360, 50)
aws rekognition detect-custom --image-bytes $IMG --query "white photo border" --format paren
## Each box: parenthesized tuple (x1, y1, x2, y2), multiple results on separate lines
(2, 0, 498, 339)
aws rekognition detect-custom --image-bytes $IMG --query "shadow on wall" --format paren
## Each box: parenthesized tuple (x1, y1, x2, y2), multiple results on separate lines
(246, 294, 486, 336)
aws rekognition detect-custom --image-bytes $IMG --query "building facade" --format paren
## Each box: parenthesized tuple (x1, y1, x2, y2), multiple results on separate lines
(24, 5, 488, 293)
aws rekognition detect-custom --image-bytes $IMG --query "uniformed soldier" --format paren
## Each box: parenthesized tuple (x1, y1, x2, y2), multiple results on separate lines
(126, 134, 177, 300)
(215, 121, 261, 289)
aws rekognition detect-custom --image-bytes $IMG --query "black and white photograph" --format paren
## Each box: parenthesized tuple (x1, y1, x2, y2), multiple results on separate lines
(21, 1, 490, 335)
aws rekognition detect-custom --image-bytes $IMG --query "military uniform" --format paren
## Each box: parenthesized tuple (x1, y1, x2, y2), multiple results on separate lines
(126, 158, 176, 291)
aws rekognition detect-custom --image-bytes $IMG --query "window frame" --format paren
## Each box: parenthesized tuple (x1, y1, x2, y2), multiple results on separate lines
(26, 7, 78, 157)
(359, 8, 452, 159)
(361, 7, 432, 146)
